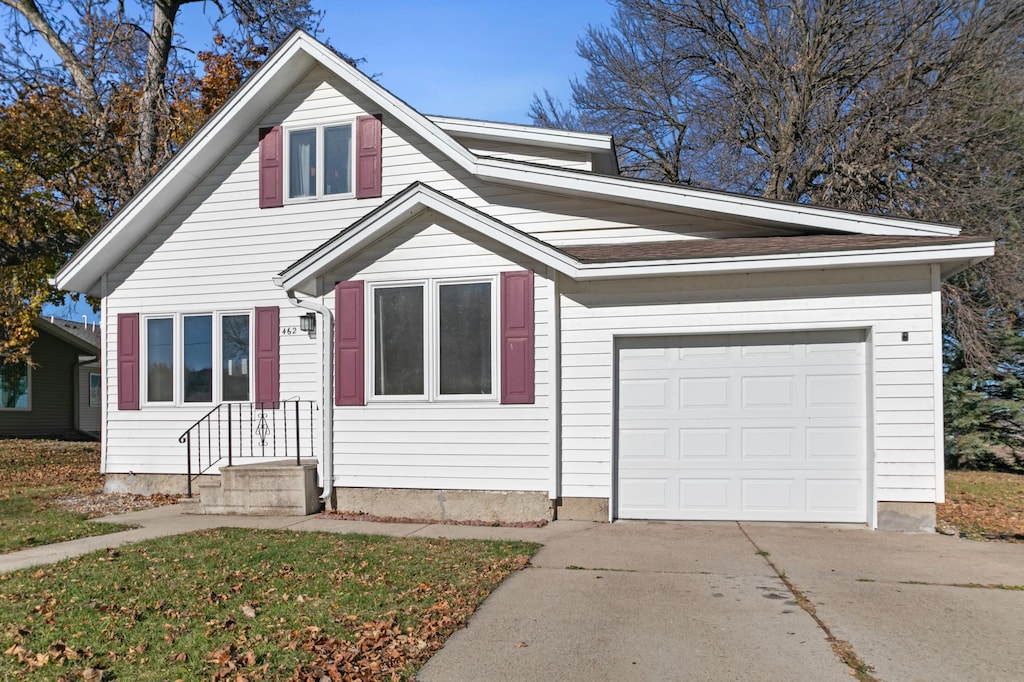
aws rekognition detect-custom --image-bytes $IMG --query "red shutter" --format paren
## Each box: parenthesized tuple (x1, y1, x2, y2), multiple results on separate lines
(500, 271, 535, 404)
(254, 306, 280, 405)
(335, 281, 365, 406)
(258, 126, 283, 208)
(117, 313, 140, 410)
(355, 115, 382, 199)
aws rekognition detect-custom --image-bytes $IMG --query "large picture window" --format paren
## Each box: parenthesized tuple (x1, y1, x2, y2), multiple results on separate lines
(371, 279, 494, 400)
(144, 313, 251, 404)
(0, 361, 29, 410)
(288, 123, 352, 199)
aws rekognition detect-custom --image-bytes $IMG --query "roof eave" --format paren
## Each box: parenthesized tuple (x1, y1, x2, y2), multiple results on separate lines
(277, 183, 579, 294)
(475, 158, 961, 238)
(54, 32, 479, 295)
(572, 241, 994, 280)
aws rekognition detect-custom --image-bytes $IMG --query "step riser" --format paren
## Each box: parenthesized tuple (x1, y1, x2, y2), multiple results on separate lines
(191, 460, 321, 516)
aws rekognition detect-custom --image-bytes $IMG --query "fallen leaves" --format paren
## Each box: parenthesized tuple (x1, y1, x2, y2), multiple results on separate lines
(0, 529, 539, 680)
(938, 471, 1024, 541)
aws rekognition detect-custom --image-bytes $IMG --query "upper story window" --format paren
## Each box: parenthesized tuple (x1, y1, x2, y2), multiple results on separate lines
(0, 361, 29, 410)
(287, 123, 353, 199)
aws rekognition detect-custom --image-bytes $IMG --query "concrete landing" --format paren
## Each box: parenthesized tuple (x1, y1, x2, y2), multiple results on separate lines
(194, 459, 321, 515)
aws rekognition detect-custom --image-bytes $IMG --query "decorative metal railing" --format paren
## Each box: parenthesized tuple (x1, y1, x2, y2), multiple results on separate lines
(178, 398, 319, 497)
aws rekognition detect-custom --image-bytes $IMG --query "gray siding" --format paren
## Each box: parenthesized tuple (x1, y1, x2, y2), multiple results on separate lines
(0, 331, 80, 437)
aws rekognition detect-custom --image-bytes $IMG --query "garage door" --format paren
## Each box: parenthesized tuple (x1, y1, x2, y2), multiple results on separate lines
(617, 330, 867, 522)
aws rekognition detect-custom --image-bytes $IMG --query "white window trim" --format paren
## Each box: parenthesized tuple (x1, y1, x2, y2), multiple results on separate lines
(142, 314, 175, 406)
(432, 276, 497, 402)
(368, 280, 429, 402)
(283, 120, 356, 202)
(141, 311, 253, 407)
(88, 372, 101, 408)
(367, 276, 498, 403)
(0, 362, 31, 411)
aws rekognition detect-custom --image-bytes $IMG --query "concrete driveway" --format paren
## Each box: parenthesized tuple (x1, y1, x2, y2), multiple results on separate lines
(418, 521, 1024, 682)
(2, 508, 1020, 680)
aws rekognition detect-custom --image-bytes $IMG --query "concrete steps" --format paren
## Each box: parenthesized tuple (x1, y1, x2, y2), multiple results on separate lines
(189, 459, 322, 516)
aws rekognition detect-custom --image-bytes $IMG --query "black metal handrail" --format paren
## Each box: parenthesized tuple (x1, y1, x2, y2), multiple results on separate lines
(178, 398, 319, 497)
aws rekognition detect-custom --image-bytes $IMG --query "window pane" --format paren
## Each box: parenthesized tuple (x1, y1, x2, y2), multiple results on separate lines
(183, 315, 212, 402)
(147, 318, 173, 402)
(374, 286, 424, 395)
(0, 361, 29, 409)
(439, 283, 492, 395)
(222, 314, 250, 401)
(88, 373, 101, 408)
(324, 125, 352, 195)
(289, 129, 316, 197)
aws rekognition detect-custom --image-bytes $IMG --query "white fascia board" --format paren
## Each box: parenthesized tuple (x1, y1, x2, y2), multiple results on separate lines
(54, 32, 478, 295)
(54, 37, 317, 295)
(476, 158, 961, 238)
(573, 241, 994, 280)
(428, 115, 614, 153)
(299, 42, 478, 175)
(278, 186, 579, 292)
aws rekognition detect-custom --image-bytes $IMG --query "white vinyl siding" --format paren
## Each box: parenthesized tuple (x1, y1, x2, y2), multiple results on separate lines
(451, 137, 593, 171)
(95, 61, 946, 515)
(326, 214, 551, 492)
(559, 264, 940, 508)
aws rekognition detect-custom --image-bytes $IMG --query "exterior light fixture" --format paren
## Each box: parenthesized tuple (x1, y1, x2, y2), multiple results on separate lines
(300, 312, 317, 337)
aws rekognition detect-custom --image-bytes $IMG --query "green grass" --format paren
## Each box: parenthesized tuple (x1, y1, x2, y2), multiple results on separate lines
(0, 439, 128, 554)
(0, 528, 539, 680)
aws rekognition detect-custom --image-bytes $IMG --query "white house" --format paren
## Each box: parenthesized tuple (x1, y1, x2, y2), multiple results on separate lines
(55, 32, 993, 530)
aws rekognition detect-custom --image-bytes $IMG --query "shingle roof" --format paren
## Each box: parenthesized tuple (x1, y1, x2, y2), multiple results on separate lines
(38, 317, 101, 350)
(560, 235, 990, 264)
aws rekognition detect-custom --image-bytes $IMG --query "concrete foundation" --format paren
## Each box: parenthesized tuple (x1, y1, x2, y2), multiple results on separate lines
(877, 501, 936, 532)
(104, 472, 191, 495)
(333, 487, 553, 524)
(196, 460, 321, 516)
(555, 497, 609, 522)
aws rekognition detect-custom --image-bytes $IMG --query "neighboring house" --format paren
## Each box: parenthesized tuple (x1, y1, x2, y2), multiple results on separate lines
(0, 317, 101, 438)
(54, 32, 993, 530)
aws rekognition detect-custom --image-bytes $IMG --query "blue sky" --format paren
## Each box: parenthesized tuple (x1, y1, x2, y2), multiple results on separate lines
(307, 0, 616, 123)
(45, 1, 617, 323)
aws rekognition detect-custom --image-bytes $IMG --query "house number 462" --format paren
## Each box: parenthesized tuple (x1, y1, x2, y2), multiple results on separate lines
(280, 327, 299, 336)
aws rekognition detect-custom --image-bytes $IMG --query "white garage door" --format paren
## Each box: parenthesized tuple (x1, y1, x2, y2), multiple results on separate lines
(617, 331, 867, 522)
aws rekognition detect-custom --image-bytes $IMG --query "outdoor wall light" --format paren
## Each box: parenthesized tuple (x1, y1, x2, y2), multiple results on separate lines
(300, 312, 317, 337)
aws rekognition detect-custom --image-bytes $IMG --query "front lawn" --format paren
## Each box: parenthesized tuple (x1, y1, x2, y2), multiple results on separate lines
(0, 528, 538, 680)
(0, 440, 126, 553)
(938, 470, 1024, 541)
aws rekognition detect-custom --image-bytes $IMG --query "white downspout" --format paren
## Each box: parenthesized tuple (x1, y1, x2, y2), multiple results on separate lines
(276, 280, 334, 504)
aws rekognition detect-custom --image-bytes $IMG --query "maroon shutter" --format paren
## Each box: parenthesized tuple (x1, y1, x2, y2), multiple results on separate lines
(258, 126, 283, 208)
(117, 313, 140, 410)
(335, 281, 365, 406)
(500, 270, 535, 404)
(355, 115, 382, 199)
(254, 306, 280, 405)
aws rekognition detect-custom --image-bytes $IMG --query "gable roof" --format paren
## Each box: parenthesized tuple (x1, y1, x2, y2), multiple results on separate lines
(278, 183, 993, 293)
(56, 31, 968, 296)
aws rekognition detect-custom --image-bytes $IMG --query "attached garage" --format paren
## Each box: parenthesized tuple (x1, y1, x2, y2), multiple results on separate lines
(616, 330, 868, 522)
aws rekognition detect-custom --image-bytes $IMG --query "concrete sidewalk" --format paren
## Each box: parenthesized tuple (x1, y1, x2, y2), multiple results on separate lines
(2, 507, 1022, 681)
